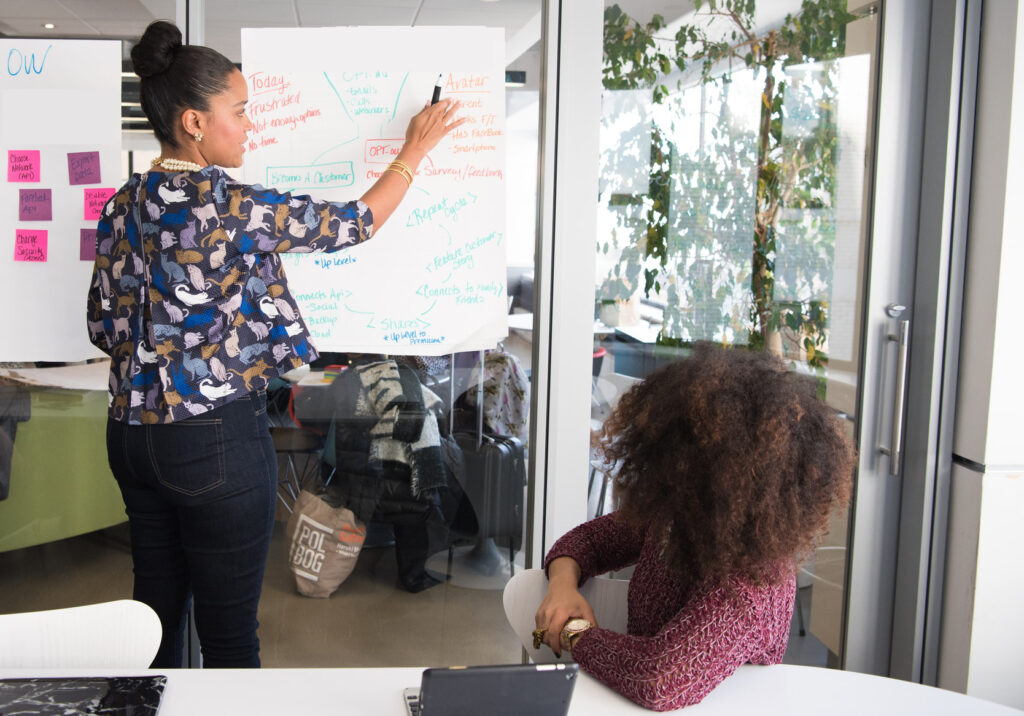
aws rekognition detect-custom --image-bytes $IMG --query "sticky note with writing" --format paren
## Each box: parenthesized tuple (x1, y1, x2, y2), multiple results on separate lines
(19, 189, 52, 221)
(67, 151, 102, 185)
(80, 228, 98, 261)
(8, 150, 41, 182)
(14, 229, 48, 262)
(84, 187, 116, 220)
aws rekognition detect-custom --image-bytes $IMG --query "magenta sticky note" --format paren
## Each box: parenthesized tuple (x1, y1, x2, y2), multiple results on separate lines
(80, 228, 97, 261)
(7, 150, 41, 182)
(18, 188, 52, 221)
(84, 187, 115, 220)
(67, 151, 102, 185)
(14, 229, 47, 262)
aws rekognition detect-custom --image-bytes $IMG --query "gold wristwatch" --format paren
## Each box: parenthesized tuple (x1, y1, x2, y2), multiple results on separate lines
(560, 618, 593, 652)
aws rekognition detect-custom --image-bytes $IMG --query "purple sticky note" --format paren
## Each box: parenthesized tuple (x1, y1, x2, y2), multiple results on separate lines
(8, 150, 41, 182)
(14, 229, 47, 262)
(67, 151, 102, 185)
(19, 188, 52, 221)
(80, 228, 97, 261)
(84, 187, 115, 220)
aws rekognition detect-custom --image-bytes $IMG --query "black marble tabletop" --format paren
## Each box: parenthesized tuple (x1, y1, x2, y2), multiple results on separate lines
(0, 675, 166, 715)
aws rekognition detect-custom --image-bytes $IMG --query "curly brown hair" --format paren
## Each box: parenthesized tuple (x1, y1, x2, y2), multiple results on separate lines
(597, 342, 855, 586)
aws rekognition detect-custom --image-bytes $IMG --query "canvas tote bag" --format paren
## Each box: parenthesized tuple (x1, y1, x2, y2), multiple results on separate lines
(286, 489, 367, 598)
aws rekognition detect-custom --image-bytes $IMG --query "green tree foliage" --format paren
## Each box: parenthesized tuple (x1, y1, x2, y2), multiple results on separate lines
(600, 0, 855, 367)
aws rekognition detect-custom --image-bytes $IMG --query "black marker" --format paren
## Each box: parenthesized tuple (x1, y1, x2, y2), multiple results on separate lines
(431, 74, 444, 105)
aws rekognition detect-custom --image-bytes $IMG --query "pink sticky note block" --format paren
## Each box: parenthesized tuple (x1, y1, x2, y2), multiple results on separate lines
(7, 150, 41, 182)
(80, 228, 97, 261)
(19, 188, 52, 221)
(14, 229, 47, 262)
(67, 151, 102, 185)
(84, 187, 115, 220)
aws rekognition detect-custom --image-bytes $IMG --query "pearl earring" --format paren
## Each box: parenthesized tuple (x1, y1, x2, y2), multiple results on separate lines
(194, 132, 204, 142)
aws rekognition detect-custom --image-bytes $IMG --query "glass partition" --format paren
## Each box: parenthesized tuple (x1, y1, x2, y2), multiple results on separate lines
(590, 0, 878, 668)
(0, 2, 175, 619)
(0, 0, 542, 670)
(206, 5, 541, 668)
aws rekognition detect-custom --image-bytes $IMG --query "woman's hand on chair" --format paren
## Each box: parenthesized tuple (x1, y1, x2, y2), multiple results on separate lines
(536, 557, 598, 657)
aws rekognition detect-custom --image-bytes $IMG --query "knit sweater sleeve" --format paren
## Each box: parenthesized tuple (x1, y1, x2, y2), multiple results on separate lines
(543, 513, 643, 581)
(569, 575, 794, 712)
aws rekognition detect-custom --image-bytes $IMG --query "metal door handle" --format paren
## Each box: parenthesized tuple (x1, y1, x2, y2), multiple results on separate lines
(879, 318, 910, 475)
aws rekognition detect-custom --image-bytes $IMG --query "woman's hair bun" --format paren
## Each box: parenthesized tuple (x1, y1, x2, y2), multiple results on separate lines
(131, 21, 183, 79)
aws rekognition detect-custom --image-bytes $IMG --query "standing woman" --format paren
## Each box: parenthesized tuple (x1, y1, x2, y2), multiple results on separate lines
(86, 20, 463, 668)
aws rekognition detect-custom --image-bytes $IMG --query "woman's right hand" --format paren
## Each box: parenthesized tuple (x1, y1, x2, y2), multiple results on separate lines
(400, 98, 466, 162)
(359, 98, 466, 229)
(535, 557, 598, 657)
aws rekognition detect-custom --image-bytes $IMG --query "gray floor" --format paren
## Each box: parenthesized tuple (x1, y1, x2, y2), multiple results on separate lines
(0, 521, 523, 668)
(785, 586, 831, 667)
(0, 520, 828, 669)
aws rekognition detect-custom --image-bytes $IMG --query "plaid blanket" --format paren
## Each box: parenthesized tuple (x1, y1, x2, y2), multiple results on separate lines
(356, 361, 445, 497)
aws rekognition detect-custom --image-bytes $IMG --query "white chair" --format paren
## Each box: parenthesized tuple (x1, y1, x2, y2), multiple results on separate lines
(502, 568, 629, 664)
(0, 599, 161, 668)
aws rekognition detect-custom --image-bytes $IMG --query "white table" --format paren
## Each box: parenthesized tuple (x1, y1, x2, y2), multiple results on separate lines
(1, 665, 1019, 715)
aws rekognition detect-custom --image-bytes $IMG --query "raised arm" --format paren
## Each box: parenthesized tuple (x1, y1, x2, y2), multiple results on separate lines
(359, 98, 466, 228)
(218, 99, 465, 255)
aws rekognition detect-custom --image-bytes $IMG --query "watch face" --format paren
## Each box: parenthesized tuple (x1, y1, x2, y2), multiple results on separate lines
(565, 618, 591, 632)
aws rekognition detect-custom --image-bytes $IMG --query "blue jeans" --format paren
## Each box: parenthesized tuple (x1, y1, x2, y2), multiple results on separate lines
(106, 390, 277, 668)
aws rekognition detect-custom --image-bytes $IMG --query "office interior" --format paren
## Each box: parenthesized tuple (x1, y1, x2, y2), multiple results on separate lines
(0, 0, 1020, 711)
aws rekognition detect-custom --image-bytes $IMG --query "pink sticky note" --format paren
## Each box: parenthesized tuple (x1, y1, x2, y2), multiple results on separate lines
(67, 151, 102, 185)
(80, 228, 97, 261)
(14, 229, 47, 262)
(84, 187, 115, 220)
(7, 150, 41, 182)
(19, 188, 52, 221)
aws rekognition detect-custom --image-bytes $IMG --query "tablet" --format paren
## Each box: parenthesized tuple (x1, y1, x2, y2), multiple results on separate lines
(404, 663, 578, 716)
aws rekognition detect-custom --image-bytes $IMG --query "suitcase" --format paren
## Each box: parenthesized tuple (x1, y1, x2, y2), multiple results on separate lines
(452, 431, 526, 549)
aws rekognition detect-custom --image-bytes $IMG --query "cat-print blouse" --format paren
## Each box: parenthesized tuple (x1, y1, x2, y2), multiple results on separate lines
(87, 166, 373, 424)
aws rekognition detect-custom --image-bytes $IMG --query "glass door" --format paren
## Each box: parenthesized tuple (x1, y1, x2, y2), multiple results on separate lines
(592, 0, 881, 670)
(535, 0, 936, 675)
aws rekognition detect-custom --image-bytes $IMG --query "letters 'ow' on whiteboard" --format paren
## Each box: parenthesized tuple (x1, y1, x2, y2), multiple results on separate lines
(0, 39, 121, 362)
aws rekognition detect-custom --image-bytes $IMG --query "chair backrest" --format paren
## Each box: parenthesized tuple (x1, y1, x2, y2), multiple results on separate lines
(0, 599, 161, 668)
(502, 569, 629, 664)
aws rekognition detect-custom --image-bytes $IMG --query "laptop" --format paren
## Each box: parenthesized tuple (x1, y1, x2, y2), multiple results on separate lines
(0, 675, 167, 715)
(403, 663, 579, 716)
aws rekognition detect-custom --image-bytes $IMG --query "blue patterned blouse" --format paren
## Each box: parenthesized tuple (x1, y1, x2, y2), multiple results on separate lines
(87, 166, 373, 424)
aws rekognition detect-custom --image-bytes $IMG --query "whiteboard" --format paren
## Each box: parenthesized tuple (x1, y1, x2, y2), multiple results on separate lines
(0, 39, 121, 362)
(240, 27, 508, 356)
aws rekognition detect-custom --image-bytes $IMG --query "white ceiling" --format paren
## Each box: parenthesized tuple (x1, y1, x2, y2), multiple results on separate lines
(0, 0, 542, 62)
(0, 1, 695, 65)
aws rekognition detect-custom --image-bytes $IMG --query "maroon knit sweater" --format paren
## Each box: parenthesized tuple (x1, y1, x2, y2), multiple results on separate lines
(544, 513, 795, 711)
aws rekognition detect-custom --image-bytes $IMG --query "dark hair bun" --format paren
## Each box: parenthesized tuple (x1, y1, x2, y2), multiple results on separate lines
(131, 21, 182, 78)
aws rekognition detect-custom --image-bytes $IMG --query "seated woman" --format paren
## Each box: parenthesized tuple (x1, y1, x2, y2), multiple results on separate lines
(534, 343, 856, 711)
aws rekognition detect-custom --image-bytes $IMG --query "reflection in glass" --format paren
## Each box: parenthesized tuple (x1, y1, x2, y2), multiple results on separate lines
(593, 0, 877, 671)
(1, 0, 544, 672)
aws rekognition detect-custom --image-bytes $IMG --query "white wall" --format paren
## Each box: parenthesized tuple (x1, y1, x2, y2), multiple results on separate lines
(940, 0, 1024, 709)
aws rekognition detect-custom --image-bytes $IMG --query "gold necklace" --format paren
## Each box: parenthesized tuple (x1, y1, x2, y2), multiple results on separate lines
(150, 157, 204, 172)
